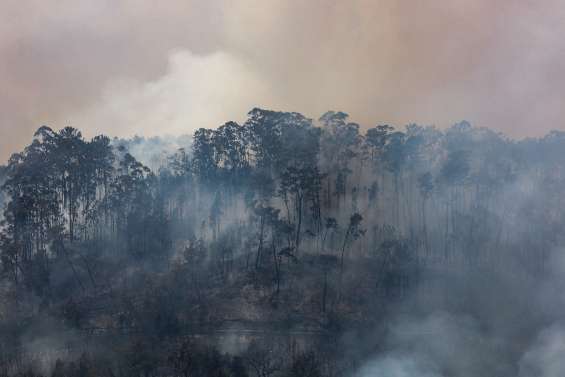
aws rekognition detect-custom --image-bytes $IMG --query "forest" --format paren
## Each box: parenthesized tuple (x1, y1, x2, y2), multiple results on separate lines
(1, 108, 565, 377)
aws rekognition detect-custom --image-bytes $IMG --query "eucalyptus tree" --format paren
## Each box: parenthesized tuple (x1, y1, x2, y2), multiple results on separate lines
(321, 217, 338, 252)
(53, 127, 87, 242)
(439, 149, 471, 260)
(340, 213, 365, 272)
(279, 165, 323, 252)
(319, 111, 361, 208)
(192, 128, 217, 184)
(417, 172, 434, 255)
(245, 108, 318, 174)
(209, 191, 223, 241)
(212, 121, 250, 186)
(382, 130, 407, 228)
(365, 124, 394, 163)
(1, 127, 61, 289)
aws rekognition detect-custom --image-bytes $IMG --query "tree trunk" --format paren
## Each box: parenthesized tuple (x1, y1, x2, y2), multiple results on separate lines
(255, 216, 265, 270)
(295, 193, 303, 253)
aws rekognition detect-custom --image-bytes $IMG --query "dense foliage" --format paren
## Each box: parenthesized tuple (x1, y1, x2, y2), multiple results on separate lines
(2, 108, 565, 376)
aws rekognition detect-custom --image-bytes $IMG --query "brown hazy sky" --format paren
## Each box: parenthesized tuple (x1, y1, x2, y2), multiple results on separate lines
(1, 0, 565, 161)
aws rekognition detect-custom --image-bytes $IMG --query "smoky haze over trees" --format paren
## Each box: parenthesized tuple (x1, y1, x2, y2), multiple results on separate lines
(1, 108, 565, 376)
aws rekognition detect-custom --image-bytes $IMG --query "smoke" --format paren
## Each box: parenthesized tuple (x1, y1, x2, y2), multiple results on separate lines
(2, 1, 565, 161)
(70, 50, 277, 139)
(353, 312, 510, 377)
(519, 324, 565, 377)
(112, 134, 192, 170)
(355, 356, 439, 377)
(516, 251, 565, 377)
(342, 143, 565, 377)
(349, 243, 565, 377)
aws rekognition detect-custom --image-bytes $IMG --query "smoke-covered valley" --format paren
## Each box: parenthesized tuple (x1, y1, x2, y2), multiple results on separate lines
(1, 109, 565, 376)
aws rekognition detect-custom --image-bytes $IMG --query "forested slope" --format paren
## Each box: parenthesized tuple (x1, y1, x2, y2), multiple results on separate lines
(2, 109, 565, 376)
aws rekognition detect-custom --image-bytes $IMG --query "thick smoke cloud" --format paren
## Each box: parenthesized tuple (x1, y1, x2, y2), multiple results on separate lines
(350, 247, 565, 377)
(2, 0, 565, 161)
(70, 50, 276, 138)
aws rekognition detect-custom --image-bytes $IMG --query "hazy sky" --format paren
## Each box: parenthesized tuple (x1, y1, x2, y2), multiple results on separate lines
(1, 0, 565, 161)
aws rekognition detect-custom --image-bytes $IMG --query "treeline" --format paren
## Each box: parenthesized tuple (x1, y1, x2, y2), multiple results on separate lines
(1, 108, 565, 376)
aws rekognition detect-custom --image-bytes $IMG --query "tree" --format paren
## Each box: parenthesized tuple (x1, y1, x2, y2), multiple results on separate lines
(279, 165, 323, 252)
(340, 213, 365, 271)
(322, 217, 338, 252)
(192, 128, 217, 183)
(418, 172, 434, 255)
(365, 124, 393, 162)
(439, 149, 470, 260)
(319, 111, 361, 207)
(383, 130, 407, 228)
